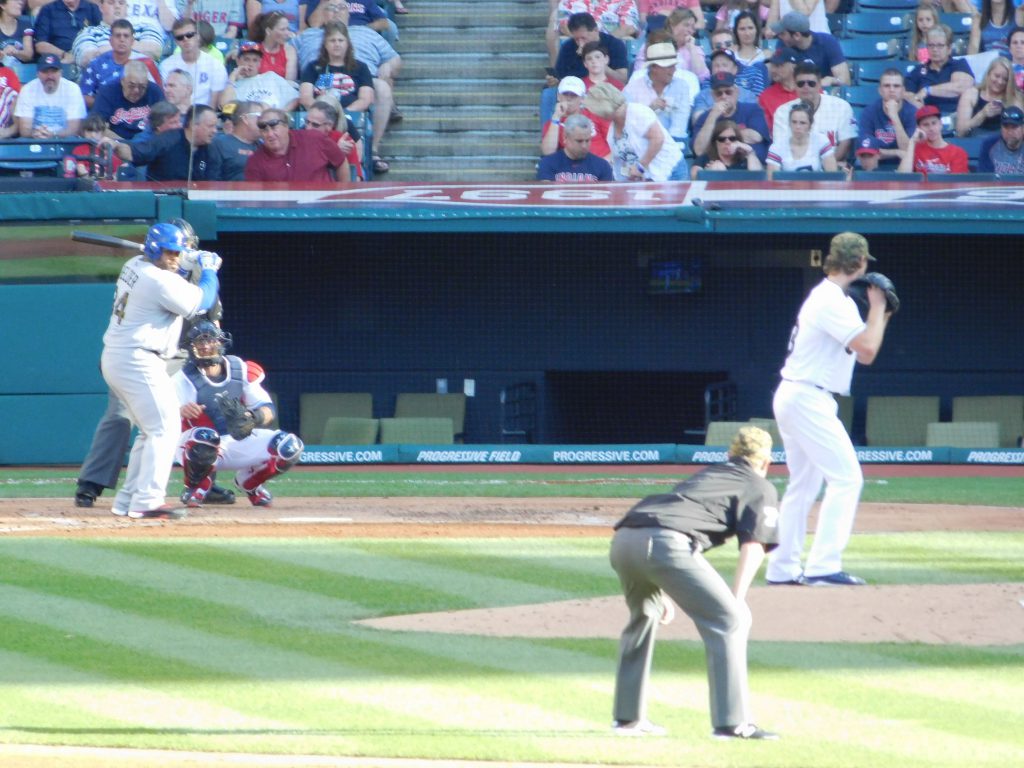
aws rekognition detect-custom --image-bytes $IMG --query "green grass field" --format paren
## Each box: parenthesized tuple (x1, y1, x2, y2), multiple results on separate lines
(0, 469, 1021, 766)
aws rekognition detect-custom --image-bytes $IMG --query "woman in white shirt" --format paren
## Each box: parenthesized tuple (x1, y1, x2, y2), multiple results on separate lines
(765, 101, 838, 178)
(583, 82, 688, 181)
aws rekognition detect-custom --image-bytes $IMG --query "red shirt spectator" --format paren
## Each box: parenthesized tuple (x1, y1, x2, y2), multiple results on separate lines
(245, 111, 348, 182)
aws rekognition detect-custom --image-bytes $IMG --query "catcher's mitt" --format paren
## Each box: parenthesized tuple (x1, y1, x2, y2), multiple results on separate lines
(848, 272, 900, 318)
(214, 391, 256, 440)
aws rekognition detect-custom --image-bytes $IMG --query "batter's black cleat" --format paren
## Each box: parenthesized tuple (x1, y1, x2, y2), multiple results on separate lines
(74, 481, 102, 508)
(204, 484, 236, 505)
(712, 724, 780, 740)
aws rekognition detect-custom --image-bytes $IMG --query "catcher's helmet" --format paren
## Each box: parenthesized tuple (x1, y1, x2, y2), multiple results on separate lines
(170, 217, 199, 249)
(186, 320, 232, 368)
(143, 222, 188, 260)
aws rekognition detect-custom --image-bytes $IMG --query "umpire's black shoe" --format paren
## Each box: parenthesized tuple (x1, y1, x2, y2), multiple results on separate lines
(712, 724, 780, 740)
(204, 484, 236, 505)
(74, 481, 102, 508)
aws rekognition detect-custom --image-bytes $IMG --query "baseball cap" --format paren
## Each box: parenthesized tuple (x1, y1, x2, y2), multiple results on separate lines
(855, 136, 881, 156)
(915, 104, 941, 123)
(771, 11, 810, 35)
(1001, 105, 1024, 125)
(645, 42, 677, 68)
(710, 71, 736, 89)
(238, 41, 263, 56)
(557, 75, 586, 96)
(37, 53, 61, 71)
(770, 47, 799, 65)
(831, 232, 876, 263)
(710, 47, 738, 65)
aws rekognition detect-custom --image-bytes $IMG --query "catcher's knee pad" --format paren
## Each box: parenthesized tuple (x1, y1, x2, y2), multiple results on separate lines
(183, 427, 220, 486)
(268, 431, 303, 474)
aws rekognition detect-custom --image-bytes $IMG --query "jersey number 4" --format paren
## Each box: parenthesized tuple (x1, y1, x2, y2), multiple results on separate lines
(113, 292, 129, 324)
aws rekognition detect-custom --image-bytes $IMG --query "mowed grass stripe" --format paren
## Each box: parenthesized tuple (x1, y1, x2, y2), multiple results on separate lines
(88, 540, 477, 617)
(215, 539, 599, 607)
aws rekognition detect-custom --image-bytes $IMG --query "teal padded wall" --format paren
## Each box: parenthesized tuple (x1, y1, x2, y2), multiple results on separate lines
(0, 394, 108, 463)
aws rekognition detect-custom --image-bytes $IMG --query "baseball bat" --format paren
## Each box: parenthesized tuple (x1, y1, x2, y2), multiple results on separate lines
(70, 230, 144, 252)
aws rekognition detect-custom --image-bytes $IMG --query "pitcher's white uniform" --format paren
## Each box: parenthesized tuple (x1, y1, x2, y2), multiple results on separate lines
(101, 255, 205, 513)
(765, 278, 866, 582)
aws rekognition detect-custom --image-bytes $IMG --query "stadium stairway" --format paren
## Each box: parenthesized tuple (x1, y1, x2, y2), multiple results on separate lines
(383, 0, 548, 181)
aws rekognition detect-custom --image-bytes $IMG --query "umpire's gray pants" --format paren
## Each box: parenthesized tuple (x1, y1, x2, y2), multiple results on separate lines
(78, 390, 132, 489)
(609, 526, 752, 729)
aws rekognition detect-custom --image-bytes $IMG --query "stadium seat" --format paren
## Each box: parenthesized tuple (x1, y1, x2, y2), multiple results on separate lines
(865, 396, 940, 445)
(854, 58, 915, 83)
(394, 392, 467, 441)
(925, 421, 1000, 448)
(844, 12, 911, 38)
(947, 136, 987, 170)
(839, 84, 880, 108)
(299, 392, 373, 444)
(827, 12, 848, 36)
(940, 12, 975, 39)
(747, 417, 782, 446)
(704, 420, 750, 446)
(952, 395, 1024, 447)
(836, 395, 854, 436)
(770, 170, 848, 180)
(840, 36, 900, 60)
(321, 416, 380, 444)
(379, 417, 454, 444)
(0, 140, 69, 176)
(855, 0, 917, 10)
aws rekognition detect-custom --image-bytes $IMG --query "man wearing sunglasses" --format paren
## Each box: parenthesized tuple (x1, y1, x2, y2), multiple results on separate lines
(771, 62, 857, 164)
(207, 100, 264, 180)
(159, 18, 229, 109)
(691, 71, 770, 162)
(108, 102, 219, 180)
(34, 0, 103, 65)
(244, 107, 349, 182)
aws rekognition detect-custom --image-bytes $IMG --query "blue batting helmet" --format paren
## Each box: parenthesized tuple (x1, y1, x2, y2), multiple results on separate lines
(143, 222, 188, 260)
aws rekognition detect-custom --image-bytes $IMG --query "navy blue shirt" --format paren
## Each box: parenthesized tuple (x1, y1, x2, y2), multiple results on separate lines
(34, 0, 102, 53)
(537, 150, 614, 182)
(782, 32, 846, 78)
(128, 128, 212, 181)
(92, 80, 164, 140)
(555, 32, 628, 79)
(693, 101, 771, 162)
(905, 58, 974, 113)
(857, 98, 917, 152)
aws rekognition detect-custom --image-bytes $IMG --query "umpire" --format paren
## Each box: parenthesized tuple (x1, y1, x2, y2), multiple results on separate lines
(610, 426, 780, 740)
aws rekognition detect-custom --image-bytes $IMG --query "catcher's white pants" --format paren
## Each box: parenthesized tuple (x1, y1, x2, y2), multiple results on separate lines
(176, 427, 277, 481)
(766, 380, 863, 581)
(102, 347, 180, 513)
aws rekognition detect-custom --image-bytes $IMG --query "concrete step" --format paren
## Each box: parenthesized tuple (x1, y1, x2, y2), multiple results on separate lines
(393, 106, 537, 132)
(381, 156, 538, 182)
(383, 132, 539, 157)
(395, 80, 544, 107)
(402, 54, 547, 80)
(399, 31, 543, 54)
(396, 8, 547, 29)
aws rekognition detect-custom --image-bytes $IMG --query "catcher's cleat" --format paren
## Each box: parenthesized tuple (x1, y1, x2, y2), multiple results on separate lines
(238, 482, 273, 507)
(204, 483, 236, 505)
(179, 476, 213, 508)
(128, 506, 187, 520)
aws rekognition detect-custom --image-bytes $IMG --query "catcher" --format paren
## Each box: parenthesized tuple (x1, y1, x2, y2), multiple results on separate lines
(172, 321, 304, 508)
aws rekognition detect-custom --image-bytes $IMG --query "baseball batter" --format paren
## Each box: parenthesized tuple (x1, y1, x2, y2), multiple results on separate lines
(610, 426, 780, 740)
(101, 222, 221, 519)
(765, 232, 890, 587)
(173, 322, 304, 507)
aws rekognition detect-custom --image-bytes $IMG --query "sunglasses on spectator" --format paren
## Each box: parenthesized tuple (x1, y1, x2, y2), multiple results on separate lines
(175, 30, 197, 40)
(795, 79, 818, 87)
(714, 41, 732, 49)
(716, 134, 738, 143)
(258, 119, 286, 131)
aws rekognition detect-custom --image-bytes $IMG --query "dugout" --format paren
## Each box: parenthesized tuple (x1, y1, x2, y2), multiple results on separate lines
(1, 183, 1022, 462)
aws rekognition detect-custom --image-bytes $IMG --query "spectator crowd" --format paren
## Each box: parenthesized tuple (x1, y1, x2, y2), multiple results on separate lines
(537, 1, 1024, 182)
(0, 0, 404, 180)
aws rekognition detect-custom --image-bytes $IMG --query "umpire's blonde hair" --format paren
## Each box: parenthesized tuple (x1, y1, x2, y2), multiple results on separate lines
(583, 82, 625, 119)
(728, 426, 773, 464)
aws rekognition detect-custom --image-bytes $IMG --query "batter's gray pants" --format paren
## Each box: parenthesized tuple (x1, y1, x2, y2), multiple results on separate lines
(609, 526, 752, 729)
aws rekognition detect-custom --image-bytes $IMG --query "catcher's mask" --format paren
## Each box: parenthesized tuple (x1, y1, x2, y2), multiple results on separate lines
(187, 321, 232, 368)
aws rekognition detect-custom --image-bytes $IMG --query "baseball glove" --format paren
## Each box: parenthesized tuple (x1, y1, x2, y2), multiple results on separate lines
(848, 272, 900, 318)
(214, 392, 256, 440)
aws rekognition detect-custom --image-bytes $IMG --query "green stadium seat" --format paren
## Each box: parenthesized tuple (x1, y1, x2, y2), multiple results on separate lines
(394, 392, 466, 441)
(836, 395, 854, 436)
(840, 36, 900, 60)
(704, 420, 750, 446)
(952, 395, 1024, 447)
(866, 396, 940, 445)
(379, 417, 454, 444)
(925, 421, 1000, 448)
(299, 392, 373, 444)
(322, 416, 379, 444)
(747, 417, 782, 447)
